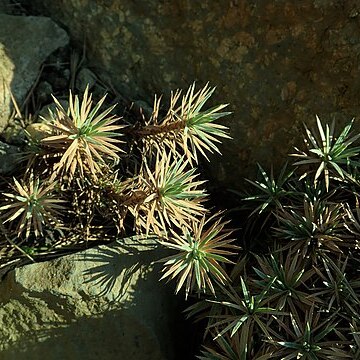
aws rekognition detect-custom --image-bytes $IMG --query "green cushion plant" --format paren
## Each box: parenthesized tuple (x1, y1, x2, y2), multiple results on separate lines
(191, 117, 360, 358)
(0, 83, 236, 303)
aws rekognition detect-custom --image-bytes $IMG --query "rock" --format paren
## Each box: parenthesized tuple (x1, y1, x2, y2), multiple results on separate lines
(27, 1, 360, 188)
(0, 0, 10, 13)
(2, 121, 26, 145)
(25, 123, 53, 142)
(0, 237, 182, 360)
(76, 67, 97, 92)
(133, 100, 153, 120)
(0, 14, 69, 133)
(63, 68, 71, 82)
(36, 81, 53, 105)
(0, 141, 20, 174)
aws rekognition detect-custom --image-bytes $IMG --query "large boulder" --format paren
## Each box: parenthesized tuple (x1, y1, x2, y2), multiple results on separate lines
(0, 140, 20, 174)
(0, 238, 183, 360)
(0, 14, 68, 131)
(24, 0, 360, 187)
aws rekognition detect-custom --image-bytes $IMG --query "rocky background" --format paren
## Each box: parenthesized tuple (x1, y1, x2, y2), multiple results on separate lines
(22, 0, 360, 188)
(0, 238, 184, 359)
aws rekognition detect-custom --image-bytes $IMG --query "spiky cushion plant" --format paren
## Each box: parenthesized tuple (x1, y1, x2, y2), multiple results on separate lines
(41, 85, 124, 182)
(129, 83, 231, 163)
(0, 175, 65, 240)
(190, 117, 360, 359)
(0, 83, 237, 305)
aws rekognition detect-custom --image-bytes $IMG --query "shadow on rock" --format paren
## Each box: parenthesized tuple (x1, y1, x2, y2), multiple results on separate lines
(77, 236, 159, 303)
(1, 310, 165, 360)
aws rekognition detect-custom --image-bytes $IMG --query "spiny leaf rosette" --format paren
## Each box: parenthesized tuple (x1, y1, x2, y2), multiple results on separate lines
(41, 85, 124, 181)
(157, 213, 238, 299)
(130, 151, 208, 235)
(134, 82, 231, 163)
(0, 176, 65, 240)
(6, 83, 231, 247)
(291, 116, 360, 190)
(184, 116, 360, 358)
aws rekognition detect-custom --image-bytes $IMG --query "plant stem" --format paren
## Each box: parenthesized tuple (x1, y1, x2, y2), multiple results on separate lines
(124, 119, 186, 137)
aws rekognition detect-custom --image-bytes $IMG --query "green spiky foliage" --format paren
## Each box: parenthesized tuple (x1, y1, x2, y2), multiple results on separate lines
(312, 254, 360, 313)
(0, 83, 235, 302)
(350, 320, 360, 358)
(253, 250, 316, 313)
(204, 277, 284, 357)
(291, 116, 360, 190)
(131, 151, 208, 235)
(131, 82, 231, 163)
(274, 198, 346, 256)
(271, 307, 350, 359)
(0, 175, 65, 240)
(41, 85, 124, 181)
(197, 330, 273, 360)
(243, 163, 294, 216)
(189, 117, 360, 359)
(157, 213, 238, 298)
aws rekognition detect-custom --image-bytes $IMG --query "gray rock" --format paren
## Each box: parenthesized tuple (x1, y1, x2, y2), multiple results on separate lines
(27, 1, 360, 187)
(1, 121, 26, 145)
(0, 237, 181, 360)
(0, 14, 69, 132)
(76, 67, 97, 92)
(133, 100, 153, 120)
(0, 140, 20, 174)
(63, 68, 71, 81)
(36, 81, 53, 104)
